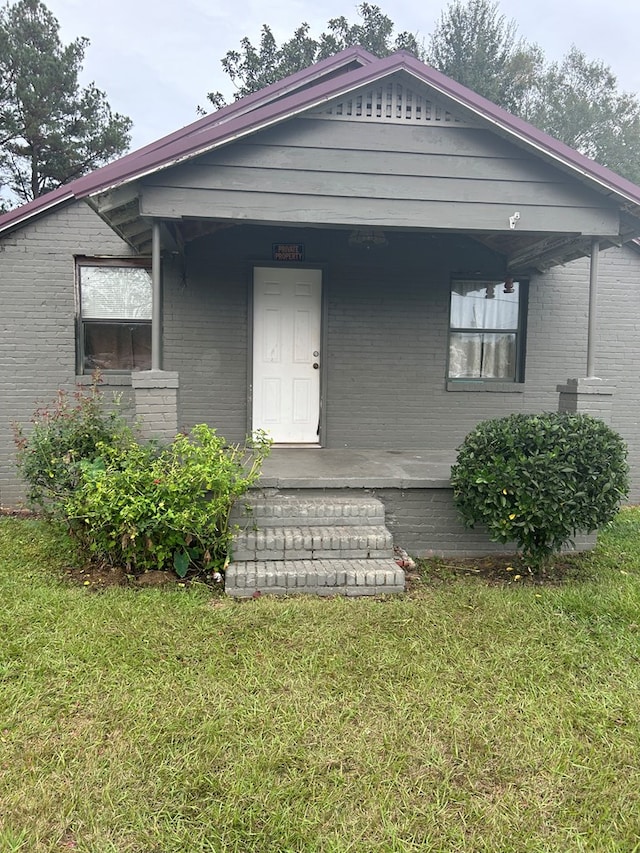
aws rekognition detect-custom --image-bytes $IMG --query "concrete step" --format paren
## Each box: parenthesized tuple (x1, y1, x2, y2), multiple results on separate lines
(225, 558, 405, 598)
(233, 524, 394, 561)
(231, 494, 386, 528)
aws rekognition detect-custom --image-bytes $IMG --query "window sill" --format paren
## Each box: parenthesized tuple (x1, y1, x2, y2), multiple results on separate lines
(446, 381, 524, 393)
(76, 374, 132, 387)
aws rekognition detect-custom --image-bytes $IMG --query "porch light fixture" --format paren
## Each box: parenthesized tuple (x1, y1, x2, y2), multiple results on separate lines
(348, 228, 388, 249)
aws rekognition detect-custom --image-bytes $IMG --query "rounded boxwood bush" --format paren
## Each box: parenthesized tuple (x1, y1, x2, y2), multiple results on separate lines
(450, 412, 629, 569)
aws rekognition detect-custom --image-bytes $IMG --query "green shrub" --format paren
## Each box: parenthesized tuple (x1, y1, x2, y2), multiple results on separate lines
(13, 376, 132, 514)
(64, 424, 271, 577)
(450, 412, 629, 570)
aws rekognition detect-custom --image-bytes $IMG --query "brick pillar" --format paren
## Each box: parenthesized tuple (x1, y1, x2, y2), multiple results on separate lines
(557, 378, 616, 424)
(131, 370, 179, 441)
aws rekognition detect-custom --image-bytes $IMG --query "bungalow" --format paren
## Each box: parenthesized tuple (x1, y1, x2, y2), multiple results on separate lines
(1, 48, 640, 594)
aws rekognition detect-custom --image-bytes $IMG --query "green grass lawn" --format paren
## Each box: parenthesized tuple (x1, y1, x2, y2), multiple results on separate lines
(2, 512, 640, 852)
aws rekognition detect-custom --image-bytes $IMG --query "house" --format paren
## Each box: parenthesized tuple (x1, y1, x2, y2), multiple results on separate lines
(1, 48, 640, 593)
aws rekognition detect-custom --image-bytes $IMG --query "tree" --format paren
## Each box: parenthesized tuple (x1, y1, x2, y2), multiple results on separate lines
(525, 47, 640, 185)
(208, 0, 640, 182)
(205, 3, 422, 108)
(0, 0, 132, 206)
(427, 0, 543, 115)
(427, 0, 640, 183)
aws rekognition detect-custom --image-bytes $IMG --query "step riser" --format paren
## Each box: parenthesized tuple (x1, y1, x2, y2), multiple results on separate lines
(233, 526, 393, 561)
(227, 494, 403, 598)
(226, 559, 405, 598)
(234, 547, 394, 561)
(231, 498, 385, 528)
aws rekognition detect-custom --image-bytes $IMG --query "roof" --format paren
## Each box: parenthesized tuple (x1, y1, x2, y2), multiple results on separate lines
(0, 46, 376, 234)
(2, 46, 640, 245)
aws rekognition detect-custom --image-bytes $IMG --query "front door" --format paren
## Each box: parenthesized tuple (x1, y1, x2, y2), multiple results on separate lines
(252, 267, 322, 444)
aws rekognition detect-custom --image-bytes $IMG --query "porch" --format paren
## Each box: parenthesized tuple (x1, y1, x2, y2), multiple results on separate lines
(230, 444, 597, 571)
(259, 447, 452, 489)
(234, 446, 502, 569)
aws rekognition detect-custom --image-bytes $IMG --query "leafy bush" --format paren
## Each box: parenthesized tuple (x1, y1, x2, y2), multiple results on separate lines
(13, 376, 132, 514)
(451, 412, 629, 570)
(64, 424, 271, 577)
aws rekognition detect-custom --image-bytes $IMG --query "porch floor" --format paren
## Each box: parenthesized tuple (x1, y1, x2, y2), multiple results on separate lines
(258, 448, 453, 489)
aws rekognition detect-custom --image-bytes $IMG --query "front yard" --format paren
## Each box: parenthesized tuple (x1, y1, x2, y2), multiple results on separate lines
(1, 512, 640, 852)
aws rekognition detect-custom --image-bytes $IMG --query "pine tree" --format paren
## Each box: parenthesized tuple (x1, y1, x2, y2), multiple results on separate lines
(0, 0, 132, 206)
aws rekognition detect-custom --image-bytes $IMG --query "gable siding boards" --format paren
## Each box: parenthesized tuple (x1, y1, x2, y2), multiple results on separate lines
(0, 202, 135, 508)
(140, 118, 619, 235)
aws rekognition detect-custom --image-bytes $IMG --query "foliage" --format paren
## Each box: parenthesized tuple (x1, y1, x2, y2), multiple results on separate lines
(13, 376, 132, 514)
(428, 0, 640, 183)
(427, 0, 543, 114)
(210, 0, 640, 182)
(14, 382, 271, 579)
(204, 3, 422, 108)
(524, 46, 640, 184)
(64, 424, 271, 576)
(451, 412, 629, 570)
(0, 0, 131, 206)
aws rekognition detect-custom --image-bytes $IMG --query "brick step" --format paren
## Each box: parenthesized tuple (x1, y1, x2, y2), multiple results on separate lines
(233, 524, 393, 561)
(225, 558, 405, 598)
(231, 494, 386, 528)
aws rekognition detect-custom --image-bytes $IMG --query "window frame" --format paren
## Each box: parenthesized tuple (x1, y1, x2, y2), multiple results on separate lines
(76, 256, 153, 375)
(446, 276, 528, 384)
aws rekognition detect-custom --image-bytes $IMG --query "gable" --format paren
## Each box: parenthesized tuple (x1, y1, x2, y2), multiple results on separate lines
(138, 103, 619, 244)
(6, 47, 639, 273)
(305, 75, 475, 127)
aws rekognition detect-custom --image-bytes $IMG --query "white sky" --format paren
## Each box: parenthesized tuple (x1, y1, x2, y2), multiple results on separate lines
(35, 0, 640, 151)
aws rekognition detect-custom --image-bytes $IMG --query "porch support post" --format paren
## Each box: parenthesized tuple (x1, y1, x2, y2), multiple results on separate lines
(151, 219, 162, 371)
(131, 220, 179, 442)
(586, 238, 599, 378)
(131, 370, 180, 441)
(556, 239, 615, 423)
(557, 378, 615, 424)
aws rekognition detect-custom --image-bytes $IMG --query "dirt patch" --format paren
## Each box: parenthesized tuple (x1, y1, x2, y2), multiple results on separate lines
(0, 506, 37, 518)
(63, 559, 224, 591)
(410, 551, 593, 589)
(65, 560, 131, 590)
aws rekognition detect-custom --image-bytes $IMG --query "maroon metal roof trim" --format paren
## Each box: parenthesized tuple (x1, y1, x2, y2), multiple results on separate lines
(2, 46, 640, 236)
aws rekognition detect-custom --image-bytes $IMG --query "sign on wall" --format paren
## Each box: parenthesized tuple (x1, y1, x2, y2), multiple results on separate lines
(272, 243, 305, 262)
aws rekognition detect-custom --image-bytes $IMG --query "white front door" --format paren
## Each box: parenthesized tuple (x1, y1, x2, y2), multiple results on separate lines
(252, 267, 322, 444)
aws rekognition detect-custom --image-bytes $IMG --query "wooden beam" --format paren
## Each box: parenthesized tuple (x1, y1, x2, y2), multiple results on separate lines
(506, 234, 585, 270)
(118, 221, 152, 242)
(91, 184, 140, 215)
(140, 186, 620, 235)
(107, 203, 140, 228)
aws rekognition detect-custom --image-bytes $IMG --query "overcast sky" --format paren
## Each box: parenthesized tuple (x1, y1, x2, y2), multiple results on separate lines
(38, 0, 640, 151)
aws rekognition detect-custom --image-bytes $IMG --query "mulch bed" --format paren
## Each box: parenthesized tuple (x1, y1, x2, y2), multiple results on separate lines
(408, 551, 592, 589)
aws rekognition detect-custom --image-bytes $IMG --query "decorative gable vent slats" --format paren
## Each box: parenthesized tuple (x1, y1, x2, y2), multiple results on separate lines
(308, 81, 472, 126)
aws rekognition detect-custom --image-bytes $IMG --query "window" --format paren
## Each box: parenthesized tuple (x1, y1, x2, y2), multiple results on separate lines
(77, 260, 152, 373)
(448, 278, 526, 381)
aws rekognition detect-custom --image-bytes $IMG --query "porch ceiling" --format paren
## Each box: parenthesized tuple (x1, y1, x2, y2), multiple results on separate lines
(88, 189, 638, 274)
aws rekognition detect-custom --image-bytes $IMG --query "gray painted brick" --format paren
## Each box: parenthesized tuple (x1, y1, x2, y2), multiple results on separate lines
(226, 558, 404, 597)
(3, 204, 640, 540)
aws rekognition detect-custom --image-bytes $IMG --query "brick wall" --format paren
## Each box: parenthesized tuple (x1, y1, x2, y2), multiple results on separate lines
(373, 486, 596, 557)
(3, 211, 640, 514)
(0, 201, 135, 508)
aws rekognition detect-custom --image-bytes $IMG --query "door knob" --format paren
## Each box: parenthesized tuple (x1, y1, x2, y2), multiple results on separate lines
(313, 363, 319, 369)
